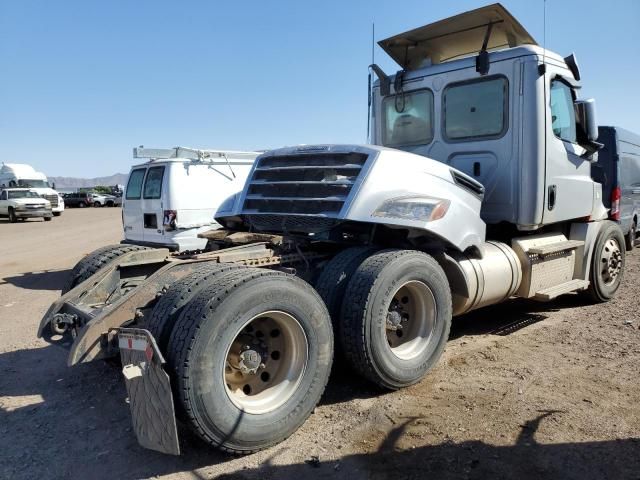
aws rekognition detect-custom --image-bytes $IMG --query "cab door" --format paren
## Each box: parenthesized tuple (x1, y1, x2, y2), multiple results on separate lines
(542, 74, 595, 223)
(122, 168, 146, 243)
(139, 166, 166, 244)
(0, 190, 8, 215)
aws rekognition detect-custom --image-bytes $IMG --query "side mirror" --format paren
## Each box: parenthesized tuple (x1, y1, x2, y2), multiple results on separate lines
(575, 99, 603, 156)
(575, 99, 598, 142)
(52, 182, 56, 190)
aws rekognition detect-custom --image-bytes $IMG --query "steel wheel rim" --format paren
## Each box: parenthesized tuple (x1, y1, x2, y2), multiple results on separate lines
(385, 280, 437, 360)
(600, 237, 622, 286)
(223, 310, 308, 414)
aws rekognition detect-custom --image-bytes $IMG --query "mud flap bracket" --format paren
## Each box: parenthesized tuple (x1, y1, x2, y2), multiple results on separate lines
(117, 327, 180, 455)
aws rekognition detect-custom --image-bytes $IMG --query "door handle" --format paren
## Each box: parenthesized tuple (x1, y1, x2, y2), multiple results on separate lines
(548, 185, 557, 211)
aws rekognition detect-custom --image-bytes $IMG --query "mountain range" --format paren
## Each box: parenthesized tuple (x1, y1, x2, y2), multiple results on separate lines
(49, 173, 128, 189)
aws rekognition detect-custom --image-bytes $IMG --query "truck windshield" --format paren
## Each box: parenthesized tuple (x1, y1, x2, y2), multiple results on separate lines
(8, 190, 41, 199)
(382, 90, 434, 147)
(17, 179, 49, 188)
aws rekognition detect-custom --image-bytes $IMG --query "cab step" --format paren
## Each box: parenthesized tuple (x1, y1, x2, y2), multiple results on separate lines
(528, 240, 584, 257)
(534, 279, 589, 301)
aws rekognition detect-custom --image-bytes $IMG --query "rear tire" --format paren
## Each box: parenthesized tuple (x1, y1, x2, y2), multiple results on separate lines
(63, 244, 151, 293)
(625, 220, 637, 251)
(585, 221, 625, 303)
(340, 249, 452, 390)
(146, 262, 243, 352)
(8, 208, 17, 223)
(44, 217, 52, 222)
(53, 212, 61, 217)
(314, 246, 378, 327)
(79, 202, 86, 208)
(93, 202, 101, 208)
(167, 268, 333, 454)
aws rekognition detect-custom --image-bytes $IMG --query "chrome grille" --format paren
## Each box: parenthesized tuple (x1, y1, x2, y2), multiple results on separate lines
(242, 152, 368, 217)
(44, 194, 58, 207)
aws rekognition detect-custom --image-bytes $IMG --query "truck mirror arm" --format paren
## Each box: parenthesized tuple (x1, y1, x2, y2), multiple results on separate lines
(580, 140, 604, 159)
(370, 64, 390, 96)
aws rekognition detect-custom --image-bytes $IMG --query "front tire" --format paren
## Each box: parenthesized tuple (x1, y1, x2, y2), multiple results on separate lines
(585, 221, 625, 302)
(625, 220, 637, 251)
(340, 250, 452, 390)
(8, 208, 17, 223)
(44, 217, 52, 222)
(167, 268, 333, 454)
(93, 202, 101, 208)
(53, 212, 62, 217)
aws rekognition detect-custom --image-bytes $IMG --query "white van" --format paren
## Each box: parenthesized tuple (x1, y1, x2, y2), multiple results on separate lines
(122, 147, 259, 251)
(0, 163, 65, 215)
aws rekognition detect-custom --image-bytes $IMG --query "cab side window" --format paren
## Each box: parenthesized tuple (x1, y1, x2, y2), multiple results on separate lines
(550, 80, 577, 143)
(126, 169, 146, 200)
(143, 166, 165, 200)
(443, 76, 508, 141)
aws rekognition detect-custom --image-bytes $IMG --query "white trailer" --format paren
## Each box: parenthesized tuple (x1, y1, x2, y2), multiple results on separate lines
(39, 4, 625, 457)
(0, 163, 65, 215)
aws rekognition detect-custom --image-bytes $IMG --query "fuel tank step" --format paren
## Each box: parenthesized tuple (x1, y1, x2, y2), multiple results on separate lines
(527, 240, 584, 257)
(534, 279, 589, 301)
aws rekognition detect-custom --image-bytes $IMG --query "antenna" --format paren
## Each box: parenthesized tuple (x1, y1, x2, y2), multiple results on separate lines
(542, 0, 547, 70)
(367, 22, 375, 142)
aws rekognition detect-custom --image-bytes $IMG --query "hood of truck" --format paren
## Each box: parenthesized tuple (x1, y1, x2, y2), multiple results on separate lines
(11, 197, 50, 207)
(379, 3, 537, 70)
(221, 144, 486, 252)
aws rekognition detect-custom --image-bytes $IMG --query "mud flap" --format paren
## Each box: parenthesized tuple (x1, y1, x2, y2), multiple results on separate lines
(118, 328, 180, 455)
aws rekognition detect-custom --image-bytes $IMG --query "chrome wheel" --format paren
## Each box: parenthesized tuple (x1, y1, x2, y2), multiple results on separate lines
(385, 280, 437, 361)
(600, 238, 623, 286)
(224, 311, 308, 414)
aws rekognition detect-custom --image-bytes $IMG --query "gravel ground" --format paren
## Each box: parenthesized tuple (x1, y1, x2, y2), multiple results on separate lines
(0, 208, 638, 479)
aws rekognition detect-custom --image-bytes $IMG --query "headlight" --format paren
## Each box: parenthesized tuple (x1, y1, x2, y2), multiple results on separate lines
(372, 196, 450, 222)
(15, 205, 27, 210)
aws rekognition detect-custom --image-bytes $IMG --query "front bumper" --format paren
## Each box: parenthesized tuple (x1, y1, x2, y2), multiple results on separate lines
(16, 208, 53, 218)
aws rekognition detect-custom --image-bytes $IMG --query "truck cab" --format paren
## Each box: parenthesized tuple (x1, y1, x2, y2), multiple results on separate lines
(369, 3, 605, 231)
(0, 163, 65, 216)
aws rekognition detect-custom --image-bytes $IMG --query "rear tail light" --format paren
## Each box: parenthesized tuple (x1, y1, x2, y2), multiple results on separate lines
(163, 210, 177, 231)
(611, 186, 621, 220)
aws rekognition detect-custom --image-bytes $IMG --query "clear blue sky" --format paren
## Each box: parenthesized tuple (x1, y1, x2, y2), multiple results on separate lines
(1, 0, 638, 177)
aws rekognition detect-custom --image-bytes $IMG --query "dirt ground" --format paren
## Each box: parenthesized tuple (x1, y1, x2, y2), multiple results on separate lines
(1, 208, 638, 480)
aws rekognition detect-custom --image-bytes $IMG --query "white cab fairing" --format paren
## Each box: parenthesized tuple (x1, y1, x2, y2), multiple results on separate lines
(345, 147, 486, 252)
(224, 144, 486, 252)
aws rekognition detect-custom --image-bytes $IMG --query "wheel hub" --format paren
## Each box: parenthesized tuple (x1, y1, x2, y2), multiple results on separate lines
(238, 347, 264, 374)
(386, 307, 405, 330)
(601, 238, 622, 285)
(385, 281, 437, 360)
(224, 311, 308, 415)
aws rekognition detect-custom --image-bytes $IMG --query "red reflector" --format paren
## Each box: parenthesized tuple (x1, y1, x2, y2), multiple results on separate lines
(611, 186, 621, 220)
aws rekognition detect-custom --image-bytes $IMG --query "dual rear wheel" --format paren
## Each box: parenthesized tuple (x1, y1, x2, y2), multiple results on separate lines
(151, 267, 333, 454)
(145, 249, 451, 454)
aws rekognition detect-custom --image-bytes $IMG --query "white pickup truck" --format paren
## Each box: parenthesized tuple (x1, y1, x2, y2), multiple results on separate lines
(0, 188, 52, 222)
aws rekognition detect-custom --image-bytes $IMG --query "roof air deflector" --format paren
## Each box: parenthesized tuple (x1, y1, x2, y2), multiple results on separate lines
(379, 3, 538, 70)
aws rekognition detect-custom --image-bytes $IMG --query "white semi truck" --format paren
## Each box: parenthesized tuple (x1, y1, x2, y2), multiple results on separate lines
(0, 163, 65, 215)
(38, 4, 625, 456)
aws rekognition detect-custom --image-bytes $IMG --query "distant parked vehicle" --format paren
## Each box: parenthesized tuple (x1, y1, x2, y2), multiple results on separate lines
(122, 147, 258, 251)
(64, 192, 109, 208)
(594, 126, 640, 250)
(104, 194, 122, 207)
(0, 188, 52, 222)
(0, 163, 64, 216)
